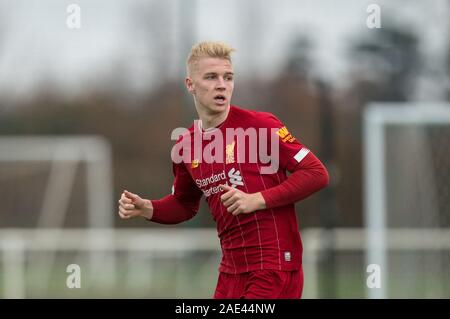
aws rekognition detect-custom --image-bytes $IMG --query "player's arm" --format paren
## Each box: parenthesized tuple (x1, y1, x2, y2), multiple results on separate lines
(118, 162, 203, 224)
(220, 152, 328, 215)
(258, 114, 329, 209)
(219, 151, 328, 215)
(220, 113, 328, 215)
(260, 150, 329, 209)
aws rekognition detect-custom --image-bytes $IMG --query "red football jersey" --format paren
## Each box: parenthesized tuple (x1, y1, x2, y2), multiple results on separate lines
(153, 105, 321, 274)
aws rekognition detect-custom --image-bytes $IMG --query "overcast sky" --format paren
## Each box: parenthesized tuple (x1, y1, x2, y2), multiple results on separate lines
(0, 0, 448, 98)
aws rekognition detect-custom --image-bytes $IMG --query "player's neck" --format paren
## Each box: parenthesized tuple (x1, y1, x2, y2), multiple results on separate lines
(197, 105, 231, 130)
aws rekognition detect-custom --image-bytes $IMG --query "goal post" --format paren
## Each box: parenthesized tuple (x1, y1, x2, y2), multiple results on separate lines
(364, 103, 450, 299)
(0, 135, 115, 298)
(0, 135, 114, 228)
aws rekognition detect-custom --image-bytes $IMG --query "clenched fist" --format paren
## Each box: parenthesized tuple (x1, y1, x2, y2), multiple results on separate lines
(219, 184, 266, 216)
(118, 190, 153, 220)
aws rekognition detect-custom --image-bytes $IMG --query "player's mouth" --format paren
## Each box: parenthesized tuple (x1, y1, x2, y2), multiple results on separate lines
(213, 94, 227, 105)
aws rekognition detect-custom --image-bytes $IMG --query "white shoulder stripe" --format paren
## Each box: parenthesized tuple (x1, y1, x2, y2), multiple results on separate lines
(294, 147, 310, 163)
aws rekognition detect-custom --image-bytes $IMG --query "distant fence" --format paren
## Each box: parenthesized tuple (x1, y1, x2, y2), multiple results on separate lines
(1, 228, 449, 298)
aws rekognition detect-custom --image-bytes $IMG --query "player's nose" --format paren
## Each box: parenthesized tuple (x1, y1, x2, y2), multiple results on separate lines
(216, 77, 226, 89)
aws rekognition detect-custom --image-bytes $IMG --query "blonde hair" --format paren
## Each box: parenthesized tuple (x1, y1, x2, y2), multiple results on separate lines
(187, 41, 235, 75)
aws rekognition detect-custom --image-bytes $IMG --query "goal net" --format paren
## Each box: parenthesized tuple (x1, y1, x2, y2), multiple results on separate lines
(0, 136, 115, 298)
(364, 103, 450, 298)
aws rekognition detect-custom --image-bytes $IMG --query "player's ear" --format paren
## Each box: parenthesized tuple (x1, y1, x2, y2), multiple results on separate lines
(185, 77, 195, 95)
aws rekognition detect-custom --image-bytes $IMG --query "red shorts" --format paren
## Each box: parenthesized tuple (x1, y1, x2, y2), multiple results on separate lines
(213, 267, 303, 299)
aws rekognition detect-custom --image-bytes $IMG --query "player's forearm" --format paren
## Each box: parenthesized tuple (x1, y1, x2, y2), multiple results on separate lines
(260, 153, 329, 209)
(150, 194, 199, 224)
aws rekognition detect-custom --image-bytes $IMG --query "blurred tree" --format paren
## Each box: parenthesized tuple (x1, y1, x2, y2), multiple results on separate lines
(284, 36, 314, 81)
(348, 25, 421, 102)
(130, 0, 174, 91)
(331, 25, 422, 231)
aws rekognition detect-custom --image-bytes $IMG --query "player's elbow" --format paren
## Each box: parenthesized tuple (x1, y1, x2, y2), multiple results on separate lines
(173, 208, 199, 225)
(179, 208, 199, 224)
(315, 164, 329, 191)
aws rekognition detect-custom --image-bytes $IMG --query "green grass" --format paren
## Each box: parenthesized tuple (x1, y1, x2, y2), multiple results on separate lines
(1, 253, 449, 298)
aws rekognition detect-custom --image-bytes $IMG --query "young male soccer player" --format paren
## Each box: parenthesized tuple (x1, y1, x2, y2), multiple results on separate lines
(118, 41, 329, 299)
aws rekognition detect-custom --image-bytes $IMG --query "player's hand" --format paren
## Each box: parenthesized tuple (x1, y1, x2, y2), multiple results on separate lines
(118, 190, 153, 220)
(219, 184, 266, 216)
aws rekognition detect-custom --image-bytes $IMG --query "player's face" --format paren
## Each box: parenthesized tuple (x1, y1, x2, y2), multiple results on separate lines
(186, 57, 234, 115)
